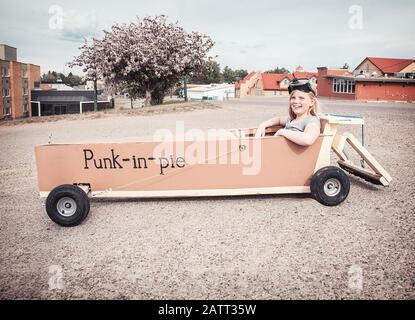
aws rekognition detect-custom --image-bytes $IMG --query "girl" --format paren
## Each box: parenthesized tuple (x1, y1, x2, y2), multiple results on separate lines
(256, 79, 320, 146)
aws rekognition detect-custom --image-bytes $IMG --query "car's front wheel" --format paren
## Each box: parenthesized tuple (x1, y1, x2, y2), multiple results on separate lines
(45, 184, 90, 227)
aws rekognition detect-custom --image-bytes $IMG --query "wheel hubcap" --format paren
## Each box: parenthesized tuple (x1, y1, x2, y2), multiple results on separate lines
(324, 178, 341, 197)
(57, 197, 77, 217)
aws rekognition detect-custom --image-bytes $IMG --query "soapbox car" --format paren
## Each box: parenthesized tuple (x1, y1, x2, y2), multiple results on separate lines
(35, 115, 392, 226)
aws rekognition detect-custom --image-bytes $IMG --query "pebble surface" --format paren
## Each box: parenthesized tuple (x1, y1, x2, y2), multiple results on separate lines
(0, 96, 414, 299)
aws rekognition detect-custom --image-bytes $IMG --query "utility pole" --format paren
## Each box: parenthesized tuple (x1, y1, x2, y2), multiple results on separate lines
(93, 79, 98, 112)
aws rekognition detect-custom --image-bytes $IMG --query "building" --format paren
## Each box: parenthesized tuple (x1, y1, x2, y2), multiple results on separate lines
(187, 83, 235, 101)
(40, 82, 74, 91)
(31, 90, 113, 117)
(261, 71, 317, 96)
(235, 69, 317, 97)
(235, 72, 261, 97)
(317, 65, 415, 101)
(353, 57, 415, 78)
(0, 44, 41, 119)
(316, 68, 355, 100)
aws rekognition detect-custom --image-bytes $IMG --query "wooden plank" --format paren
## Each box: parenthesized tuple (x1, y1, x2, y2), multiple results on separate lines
(332, 134, 348, 161)
(343, 133, 392, 183)
(313, 122, 337, 173)
(338, 160, 388, 186)
(319, 115, 364, 125)
(40, 186, 312, 199)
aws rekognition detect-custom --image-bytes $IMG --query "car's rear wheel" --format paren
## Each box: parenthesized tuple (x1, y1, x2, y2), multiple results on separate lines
(311, 166, 350, 206)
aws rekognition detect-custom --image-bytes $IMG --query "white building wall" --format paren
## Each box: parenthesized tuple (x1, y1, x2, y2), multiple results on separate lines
(187, 84, 235, 101)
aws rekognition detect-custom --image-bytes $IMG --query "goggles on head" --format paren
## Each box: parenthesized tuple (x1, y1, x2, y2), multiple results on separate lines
(288, 78, 316, 95)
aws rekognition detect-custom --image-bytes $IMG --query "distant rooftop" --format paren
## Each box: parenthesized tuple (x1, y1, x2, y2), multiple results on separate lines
(363, 57, 414, 74)
(0, 44, 17, 62)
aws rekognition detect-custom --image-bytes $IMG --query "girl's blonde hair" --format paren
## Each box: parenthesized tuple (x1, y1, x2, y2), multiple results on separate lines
(288, 83, 320, 119)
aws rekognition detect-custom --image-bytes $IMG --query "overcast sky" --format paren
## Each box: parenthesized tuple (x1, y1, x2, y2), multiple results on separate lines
(1, 0, 414, 76)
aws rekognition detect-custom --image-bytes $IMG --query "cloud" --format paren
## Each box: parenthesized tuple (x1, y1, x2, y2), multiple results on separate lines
(56, 9, 102, 42)
(2, 0, 414, 74)
(246, 44, 265, 49)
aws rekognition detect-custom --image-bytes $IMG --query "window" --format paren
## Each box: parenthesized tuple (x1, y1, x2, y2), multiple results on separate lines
(1, 66, 9, 76)
(22, 65, 28, 78)
(23, 103, 28, 113)
(332, 79, 355, 94)
(23, 87, 28, 95)
(2, 88, 10, 97)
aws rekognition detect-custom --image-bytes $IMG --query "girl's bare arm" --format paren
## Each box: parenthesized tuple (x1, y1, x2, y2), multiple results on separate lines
(275, 123, 320, 146)
(256, 116, 289, 137)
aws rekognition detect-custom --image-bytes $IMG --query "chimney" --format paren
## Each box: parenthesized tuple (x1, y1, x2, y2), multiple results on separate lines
(317, 67, 328, 77)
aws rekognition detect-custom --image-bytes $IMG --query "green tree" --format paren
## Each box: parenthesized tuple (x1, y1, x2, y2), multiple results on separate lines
(57, 73, 66, 83)
(222, 66, 248, 83)
(41, 71, 73, 84)
(206, 61, 223, 84)
(190, 61, 223, 84)
(65, 72, 84, 87)
(222, 66, 234, 83)
(265, 67, 290, 74)
(233, 69, 248, 82)
(41, 71, 58, 83)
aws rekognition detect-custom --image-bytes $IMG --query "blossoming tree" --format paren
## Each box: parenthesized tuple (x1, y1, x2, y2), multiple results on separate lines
(70, 15, 214, 107)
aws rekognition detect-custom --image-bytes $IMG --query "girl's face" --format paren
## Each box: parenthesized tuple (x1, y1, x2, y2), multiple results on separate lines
(290, 90, 314, 117)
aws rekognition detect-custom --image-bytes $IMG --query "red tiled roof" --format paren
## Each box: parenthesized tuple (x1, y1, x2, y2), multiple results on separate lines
(261, 73, 290, 90)
(292, 71, 317, 79)
(236, 71, 318, 90)
(326, 69, 353, 76)
(261, 72, 317, 90)
(245, 72, 256, 81)
(366, 57, 414, 74)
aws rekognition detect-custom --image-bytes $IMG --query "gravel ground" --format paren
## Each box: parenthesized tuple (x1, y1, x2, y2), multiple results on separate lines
(0, 96, 414, 299)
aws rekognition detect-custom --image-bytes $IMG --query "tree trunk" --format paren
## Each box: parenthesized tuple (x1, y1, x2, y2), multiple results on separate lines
(184, 76, 188, 102)
(144, 88, 152, 107)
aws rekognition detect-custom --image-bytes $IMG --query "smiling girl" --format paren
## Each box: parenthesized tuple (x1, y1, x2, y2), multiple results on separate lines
(256, 79, 321, 146)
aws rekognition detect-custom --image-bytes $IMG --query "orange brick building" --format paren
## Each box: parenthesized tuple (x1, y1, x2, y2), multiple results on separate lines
(1, 44, 41, 119)
(317, 57, 415, 102)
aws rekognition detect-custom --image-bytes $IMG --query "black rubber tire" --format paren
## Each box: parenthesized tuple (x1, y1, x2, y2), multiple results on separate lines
(311, 166, 350, 206)
(45, 184, 90, 227)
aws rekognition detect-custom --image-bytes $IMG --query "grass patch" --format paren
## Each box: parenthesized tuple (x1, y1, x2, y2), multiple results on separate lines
(0, 101, 221, 127)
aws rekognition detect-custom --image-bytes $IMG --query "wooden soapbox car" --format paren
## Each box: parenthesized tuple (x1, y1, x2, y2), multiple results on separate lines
(35, 115, 392, 226)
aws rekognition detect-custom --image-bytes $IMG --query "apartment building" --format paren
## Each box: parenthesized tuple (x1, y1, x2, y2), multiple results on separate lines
(0, 44, 41, 119)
